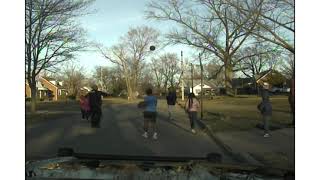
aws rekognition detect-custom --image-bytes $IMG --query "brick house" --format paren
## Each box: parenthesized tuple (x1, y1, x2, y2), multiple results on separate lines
(25, 77, 68, 101)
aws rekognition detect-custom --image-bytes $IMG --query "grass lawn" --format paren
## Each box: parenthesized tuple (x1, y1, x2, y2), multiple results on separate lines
(25, 97, 138, 124)
(26, 100, 80, 124)
(179, 95, 293, 132)
(103, 97, 141, 105)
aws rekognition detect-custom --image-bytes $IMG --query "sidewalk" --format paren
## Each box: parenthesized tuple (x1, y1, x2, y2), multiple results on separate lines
(175, 99, 294, 170)
(210, 127, 294, 169)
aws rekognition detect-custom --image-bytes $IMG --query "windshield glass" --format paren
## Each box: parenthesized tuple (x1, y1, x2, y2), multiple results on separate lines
(26, 0, 294, 176)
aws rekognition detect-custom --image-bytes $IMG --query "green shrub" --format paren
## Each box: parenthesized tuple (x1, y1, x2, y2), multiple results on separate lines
(67, 95, 76, 100)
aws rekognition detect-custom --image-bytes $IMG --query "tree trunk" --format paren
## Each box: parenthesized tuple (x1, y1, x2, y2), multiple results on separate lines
(164, 80, 168, 95)
(125, 77, 136, 101)
(128, 86, 134, 100)
(224, 62, 234, 96)
(170, 79, 175, 89)
(124, 76, 132, 101)
(30, 82, 37, 114)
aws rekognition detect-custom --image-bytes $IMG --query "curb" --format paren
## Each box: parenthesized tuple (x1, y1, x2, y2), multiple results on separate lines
(202, 125, 263, 166)
(177, 101, 264, 166)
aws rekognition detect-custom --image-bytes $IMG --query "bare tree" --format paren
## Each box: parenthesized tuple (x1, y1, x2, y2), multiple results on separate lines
(235, 42, 277, 79)
(280, 53, 294, 79)
(98, 26, 160, 100)
(92, 66, 126, 95)
(150, 53, 182, 94)
(146, 0, 263, 95)
(93, 66, 110, 91)
(138, 65, 156, 94)
(59, 62, 85, 97)
(203, 62, 225, 87)
(150, 57, 165, 94)
(26, 0, 94, 113)
(226, 0, 294, 53)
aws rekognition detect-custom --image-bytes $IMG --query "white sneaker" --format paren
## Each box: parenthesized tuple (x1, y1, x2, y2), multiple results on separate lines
(142, 132, 148, 138)
(153, 133, 158, 140)
(263, 133, 271, 138)
(191, 129, 196, 134)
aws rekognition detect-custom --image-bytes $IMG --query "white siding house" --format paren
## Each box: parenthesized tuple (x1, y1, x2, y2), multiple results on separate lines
(190, 83, 214, 96)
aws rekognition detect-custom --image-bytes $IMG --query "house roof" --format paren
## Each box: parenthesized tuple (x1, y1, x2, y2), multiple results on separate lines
(81, 86, 91, 91)
(40, 77, 66, 89)
(36, 81, 49, 90)
(255, 69, 273, 83)
(191, 80, 217, 88)
(256, 69, 288, 82)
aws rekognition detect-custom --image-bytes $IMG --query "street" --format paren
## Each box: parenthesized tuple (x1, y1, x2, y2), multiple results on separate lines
(26, 100, 234, 163)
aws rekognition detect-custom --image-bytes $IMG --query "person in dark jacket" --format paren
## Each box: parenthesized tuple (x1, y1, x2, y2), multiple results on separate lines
(257, 83, 272, 137)
(166, 88, 177, 120)
(87, 84, 109, 128)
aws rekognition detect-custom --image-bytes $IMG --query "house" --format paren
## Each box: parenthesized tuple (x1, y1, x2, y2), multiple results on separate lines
(255, 69, 289, 87)
(232, 77, 255, 89)
(255, 69, 273, 86)
(232, 77, 257, 95)
(25, 77, 68, 101)
(189, 80, 217, 96)
(25, 81, 51, 100)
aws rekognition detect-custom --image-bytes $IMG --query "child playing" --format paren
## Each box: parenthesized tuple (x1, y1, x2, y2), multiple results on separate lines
(185, 93, 200, 134)
(166, 88, 177, 120)
(257, 83, 272, 137)
(80, 95, 90, 121)
(141, 88, 158, 140)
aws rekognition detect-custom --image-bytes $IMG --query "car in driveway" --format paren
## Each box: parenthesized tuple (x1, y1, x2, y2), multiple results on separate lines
(270, 87, 290, 94)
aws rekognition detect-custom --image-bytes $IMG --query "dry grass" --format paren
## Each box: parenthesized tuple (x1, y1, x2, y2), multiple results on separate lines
(179, 95, 293, 132)
(103, 97, 141, 105)
(25, 98, 136, 124)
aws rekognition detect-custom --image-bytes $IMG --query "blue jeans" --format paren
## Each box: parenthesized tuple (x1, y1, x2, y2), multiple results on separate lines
(263, 115, 271, 134)
(188, 111, 198, 129)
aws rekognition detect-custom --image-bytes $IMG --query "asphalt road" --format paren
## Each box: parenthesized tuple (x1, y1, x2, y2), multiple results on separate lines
(26, 100, 234, 163)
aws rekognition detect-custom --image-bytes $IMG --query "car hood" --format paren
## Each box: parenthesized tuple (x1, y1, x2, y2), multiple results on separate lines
(26, 150, 294, 180)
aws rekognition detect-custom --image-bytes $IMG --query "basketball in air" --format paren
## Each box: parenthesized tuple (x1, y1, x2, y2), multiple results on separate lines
(150, 45, 155, 51)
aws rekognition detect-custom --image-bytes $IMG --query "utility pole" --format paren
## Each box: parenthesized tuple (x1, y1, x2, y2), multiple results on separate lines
(199, 53, 204, 120)
(100, 66, 103, 91)
(181, 51, 185, 101)
(191, 63, 194, 93)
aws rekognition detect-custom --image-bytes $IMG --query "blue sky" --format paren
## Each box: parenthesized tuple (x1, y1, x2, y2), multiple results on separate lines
(76, 0, 195, 75)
